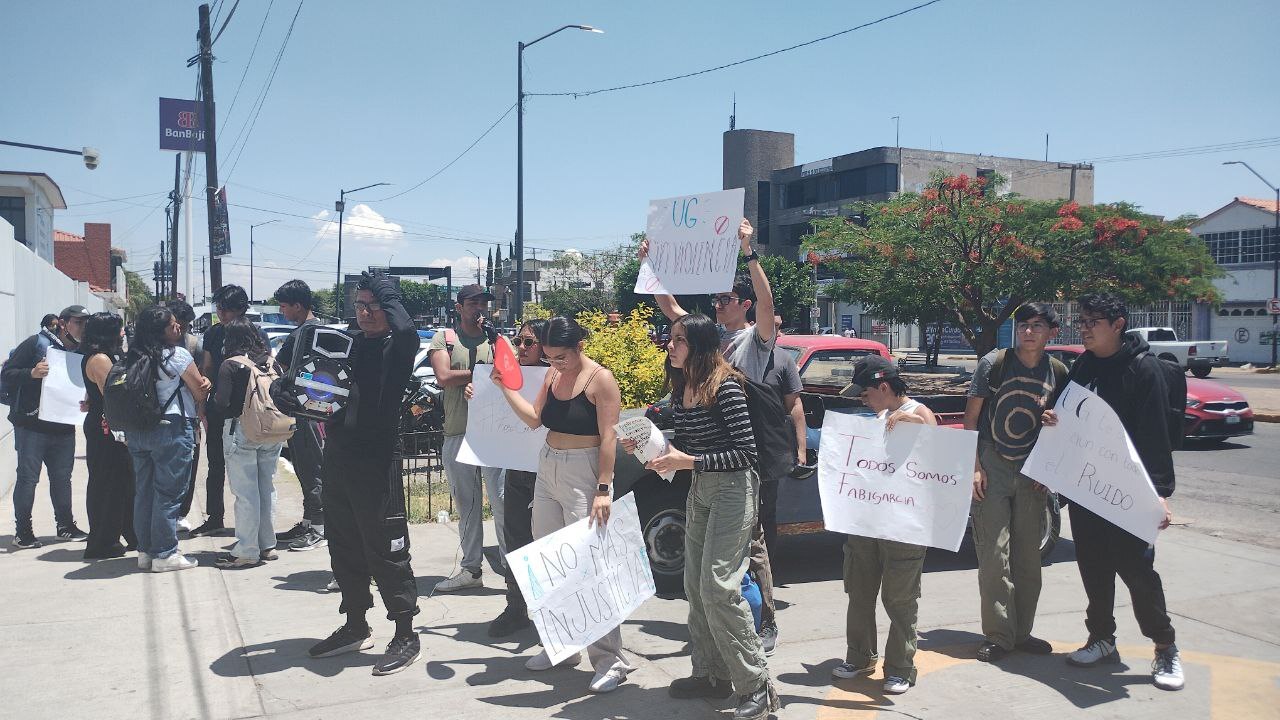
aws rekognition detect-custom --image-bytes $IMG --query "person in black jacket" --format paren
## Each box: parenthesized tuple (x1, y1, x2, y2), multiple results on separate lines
(1044, 293, 1183, 692)
(304, 272, 421, 677)
(4, 305, 90, 548)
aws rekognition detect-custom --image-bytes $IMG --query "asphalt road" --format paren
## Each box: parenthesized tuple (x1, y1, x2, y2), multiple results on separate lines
(1172, 421, 1280, 549)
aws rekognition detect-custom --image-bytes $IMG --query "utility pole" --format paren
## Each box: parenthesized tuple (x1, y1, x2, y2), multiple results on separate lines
(169, 153, 181, 300)
(202, 255, 207, 302)
(197, 3, 224, 291)
(1057, 162, 1091, 202)
(249, 219, 278, 301)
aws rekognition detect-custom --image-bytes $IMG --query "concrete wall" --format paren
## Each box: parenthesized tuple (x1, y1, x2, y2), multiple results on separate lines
(0, 218, 107, 487)
(722, 129, 795, 247)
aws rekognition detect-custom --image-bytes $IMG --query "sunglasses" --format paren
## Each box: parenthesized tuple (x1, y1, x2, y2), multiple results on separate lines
(516, 338, 538, 348)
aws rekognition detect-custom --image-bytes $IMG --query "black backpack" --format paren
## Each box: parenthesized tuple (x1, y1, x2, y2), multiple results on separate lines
(738, 353, 797, 482)
(104, 353, 182, 433)
(1128, 350, 1187, 451)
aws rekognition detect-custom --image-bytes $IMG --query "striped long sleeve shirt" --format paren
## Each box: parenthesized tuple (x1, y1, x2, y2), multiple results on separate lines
(671, 378, 757, 472)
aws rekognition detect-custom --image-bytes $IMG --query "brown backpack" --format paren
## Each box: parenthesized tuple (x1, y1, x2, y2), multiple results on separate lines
(228, 356, 296, 444)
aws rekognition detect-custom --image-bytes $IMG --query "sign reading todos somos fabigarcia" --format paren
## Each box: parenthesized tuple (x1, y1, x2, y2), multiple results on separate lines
(634, 188, 745, 296)
(818, 412, 977, 551)
(1021, 381, 1166, 544)
(507, 493, 656, 665)
(158, 97, 207, 153)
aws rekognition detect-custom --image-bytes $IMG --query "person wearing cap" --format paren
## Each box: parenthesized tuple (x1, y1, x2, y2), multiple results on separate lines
(427, 284, 510, 592)
(3, 305, 91, 548)
(830, 355, 936, 696)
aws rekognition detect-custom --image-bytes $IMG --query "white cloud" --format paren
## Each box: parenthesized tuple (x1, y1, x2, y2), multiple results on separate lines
(311, 203, 405, 252)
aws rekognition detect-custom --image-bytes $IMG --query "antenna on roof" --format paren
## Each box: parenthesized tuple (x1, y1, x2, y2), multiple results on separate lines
(729, 93, 736, 131)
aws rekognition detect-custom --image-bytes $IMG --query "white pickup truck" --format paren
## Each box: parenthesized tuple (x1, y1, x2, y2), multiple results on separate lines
(1131, 327, 1229, 378)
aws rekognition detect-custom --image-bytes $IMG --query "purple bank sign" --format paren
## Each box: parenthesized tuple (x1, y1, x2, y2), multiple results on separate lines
(159, 97, 207, 152)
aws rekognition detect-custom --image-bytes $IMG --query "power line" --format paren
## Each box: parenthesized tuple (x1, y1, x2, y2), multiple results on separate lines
(529, 0, 947, 98)
(219, 0, 275, 144)
(370, 102, 518, 202)
(211, 0, 240, 44)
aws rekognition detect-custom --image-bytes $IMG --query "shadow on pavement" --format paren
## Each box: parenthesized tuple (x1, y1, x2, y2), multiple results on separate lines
(271, 569, 333, 593)
(210, 636, 376, 678)
(34, 546, 86, 562)
(64, 556, 140, 580)
(420, 621, 539, 656)
(1178, 439, 1251, 452)
(992, 650, 1150, 708)
(419, 574, 506, 597)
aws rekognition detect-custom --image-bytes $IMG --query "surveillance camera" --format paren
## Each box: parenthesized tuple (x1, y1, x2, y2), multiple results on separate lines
(82, 147, 100, 170)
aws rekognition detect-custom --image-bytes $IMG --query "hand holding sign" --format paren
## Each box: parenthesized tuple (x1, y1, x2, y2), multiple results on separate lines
(634, 188, 745, 295)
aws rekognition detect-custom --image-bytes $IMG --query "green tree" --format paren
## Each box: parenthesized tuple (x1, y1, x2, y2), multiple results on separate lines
(311, 284, 340, 319)
(539, 286, 615, 318)
(805, 172, 1222, 357)
(125, 270, 153, 320)
(398, 279, 447, 320)
(749, 254, 816, 329)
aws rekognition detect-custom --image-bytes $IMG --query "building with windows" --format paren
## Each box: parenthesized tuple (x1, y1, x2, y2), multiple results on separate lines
(1190, 197, 1279, 365)
(0, 171, 67, 263)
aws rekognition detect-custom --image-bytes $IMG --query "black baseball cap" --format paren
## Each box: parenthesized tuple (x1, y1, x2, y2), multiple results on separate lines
(59, 305, 89, 319)
(839, 355, 899, 397)
(456, 284, 494, 303)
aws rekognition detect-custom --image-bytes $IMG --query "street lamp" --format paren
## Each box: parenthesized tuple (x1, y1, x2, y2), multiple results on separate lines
(248, 219, 278, 301)
(0, 139, 99, 169)
(515, 23, 602, 323)
(334, 182, 390, 318)
(465, 250, 483, 285)
(1223, 161, 1279, 367)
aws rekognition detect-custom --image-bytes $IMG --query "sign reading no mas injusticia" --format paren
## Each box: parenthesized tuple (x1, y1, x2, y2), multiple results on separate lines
(635, 188, 744, 295)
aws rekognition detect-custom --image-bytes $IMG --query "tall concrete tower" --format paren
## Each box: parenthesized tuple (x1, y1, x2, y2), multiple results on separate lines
(723, 129, 794, 249)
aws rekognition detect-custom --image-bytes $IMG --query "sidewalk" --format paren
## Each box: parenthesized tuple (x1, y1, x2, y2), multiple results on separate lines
(2, 436, 1279, 719)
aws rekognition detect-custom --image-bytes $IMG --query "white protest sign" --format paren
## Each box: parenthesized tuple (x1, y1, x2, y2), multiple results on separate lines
(457, 365, 549, 472)
(613, 415, 674, 481)
(1022, 381, 1166, 544)
(634, 188, 745, 295)
(38, 348, 87, 426)
(507, 493, 656, 665)
(818, 412, 976, 551)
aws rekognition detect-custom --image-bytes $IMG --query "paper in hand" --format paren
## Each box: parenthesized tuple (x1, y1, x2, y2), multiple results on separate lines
(614, 415, 675, 482)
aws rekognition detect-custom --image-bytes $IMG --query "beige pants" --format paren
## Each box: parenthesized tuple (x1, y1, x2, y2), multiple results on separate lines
(533, 444, 632, 676)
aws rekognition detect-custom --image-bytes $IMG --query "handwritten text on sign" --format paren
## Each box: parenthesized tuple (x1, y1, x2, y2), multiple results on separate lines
(1022, 382, 1165, 544)
(818, 412, 977, 551)
(634, 188, 745, 295)
(456, 365, 549, 472)
(507, 493, 655, 665)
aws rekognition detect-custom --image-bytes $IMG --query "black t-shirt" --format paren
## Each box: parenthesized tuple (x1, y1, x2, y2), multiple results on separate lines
(202, 321, 270, 390)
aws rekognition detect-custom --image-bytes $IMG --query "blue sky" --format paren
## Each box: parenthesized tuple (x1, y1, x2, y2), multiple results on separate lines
(2, 0, 1277, 301)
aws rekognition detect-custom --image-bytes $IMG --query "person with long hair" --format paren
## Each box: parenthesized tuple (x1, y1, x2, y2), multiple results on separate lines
(491, 316, 633, 694)
(212, 317, 287, 569)
(125, 305, 209, 572)
(639, 312, 778, 720)
(79, 312, 136, 560)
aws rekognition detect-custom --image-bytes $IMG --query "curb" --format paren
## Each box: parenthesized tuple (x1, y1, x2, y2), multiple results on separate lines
(1253, 412, 1280, 423)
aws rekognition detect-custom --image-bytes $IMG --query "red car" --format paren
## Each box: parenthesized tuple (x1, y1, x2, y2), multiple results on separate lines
(1045, 345, 1254, 442)
(775, 335, 893, 395)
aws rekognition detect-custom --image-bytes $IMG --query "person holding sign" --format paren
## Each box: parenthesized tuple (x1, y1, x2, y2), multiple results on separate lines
(635, 313, 778, 720)
(1041, 294, 1183, 691)
(832, 356, 936, 695)
(429, 284, 510, 593)
(490, 316, 633, 694)
(964, 303, 1068, 663)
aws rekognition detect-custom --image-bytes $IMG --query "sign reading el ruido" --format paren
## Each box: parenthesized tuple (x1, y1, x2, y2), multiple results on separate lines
(635, 188, 745, 295)
(1022, 381, 1166, 544)
(507, 493, 656, 665)
(159, 97, 207, 152)
(818, 412, 977, 551)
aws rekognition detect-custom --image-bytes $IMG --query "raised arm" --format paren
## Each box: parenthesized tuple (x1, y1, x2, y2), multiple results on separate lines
(739, 220, 775, 342)
(637, 237, 688, 322)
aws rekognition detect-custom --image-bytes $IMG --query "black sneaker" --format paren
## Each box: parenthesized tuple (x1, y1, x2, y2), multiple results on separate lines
(288, 527, 326, 552)
(668, 675, 733, 699)
(734, 681, 779, 720)
(759, 623, 779, 656)
(372, 634, 421, 676)
(309, 624, 373, 658)
(276, 522, 309, 543)
(11, 533, 42, 550)
(978, 640, 1010, 663)
(487, 605, 533, 638)
(57, 524, 88, 541)
(1016, 636, 1054, 655)
(190, 519, 226, 537)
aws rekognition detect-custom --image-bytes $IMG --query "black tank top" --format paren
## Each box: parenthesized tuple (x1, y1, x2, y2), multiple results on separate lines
(82, 353, 107, 418)
(541, 367, 601, 436)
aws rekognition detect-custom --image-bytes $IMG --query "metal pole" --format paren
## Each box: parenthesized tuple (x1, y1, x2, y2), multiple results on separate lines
(514, 41, 525, 323)
(198, 3, 224, 290)
(183, 152, 193, 301)
(336, 191, 345, 319)
(250, 223, 255, 301)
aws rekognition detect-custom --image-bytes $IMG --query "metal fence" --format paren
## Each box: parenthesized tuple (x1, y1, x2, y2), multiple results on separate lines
(1050, 300, 1192, 345)
(400, 429, 451, 522)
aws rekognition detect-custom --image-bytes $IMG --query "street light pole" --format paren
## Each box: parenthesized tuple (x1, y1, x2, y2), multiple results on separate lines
(465, 250, 482, 285)
(1223, 161, 1279, 367)
(249, 219, 278, 301)
(0, 139, 99, 169)
(515, 24, 602, 324)
(334, 182, 390, 318)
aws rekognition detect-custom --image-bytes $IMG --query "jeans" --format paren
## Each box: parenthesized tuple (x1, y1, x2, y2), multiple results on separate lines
(685, 467, 769, 695)
(972, 443, 1047, 649)
(12, 427, 76, 535)
(224, 421, 283, 560)
(1070, 503, 1175, 646)
(442, 434, 506, 574)
(127, 418, 196, 559)
(843, 535, 926, 684)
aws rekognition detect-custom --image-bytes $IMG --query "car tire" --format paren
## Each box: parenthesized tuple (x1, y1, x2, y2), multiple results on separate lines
(1190, 366, 1211, 379)
(1040, 493, 1061, 562)
(633, 471, 691, 596)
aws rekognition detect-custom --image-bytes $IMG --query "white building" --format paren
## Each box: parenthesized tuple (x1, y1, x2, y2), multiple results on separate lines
(1190, 196, 1279, 365)
(0, 171, 66, 263)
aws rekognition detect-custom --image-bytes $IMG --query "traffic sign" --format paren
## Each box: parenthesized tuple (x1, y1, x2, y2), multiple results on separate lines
(1268, 298, 1280, 315)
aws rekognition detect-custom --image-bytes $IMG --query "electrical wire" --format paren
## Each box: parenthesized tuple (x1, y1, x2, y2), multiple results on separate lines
(528, 0, 948, 98)
(369, 102, 518, 202)
(211, 0, 240, 45)
(219, 0, 275, 144)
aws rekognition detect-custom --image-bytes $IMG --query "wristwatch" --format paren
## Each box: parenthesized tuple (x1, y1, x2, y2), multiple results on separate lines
(596, 483, 611, 495)
(743, 250, 759, 263)
(693, 455, 705, 472)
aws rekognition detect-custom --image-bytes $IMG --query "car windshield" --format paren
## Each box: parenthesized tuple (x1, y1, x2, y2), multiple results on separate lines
(1148, 329, 1177, 341)
(799, 349, 877, 387)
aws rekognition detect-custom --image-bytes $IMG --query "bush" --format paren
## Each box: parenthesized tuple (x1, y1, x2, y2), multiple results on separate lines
(577, 305, 666, 409)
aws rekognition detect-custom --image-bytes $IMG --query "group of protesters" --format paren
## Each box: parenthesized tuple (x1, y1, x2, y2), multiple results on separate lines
(5, 216, 1184, 716)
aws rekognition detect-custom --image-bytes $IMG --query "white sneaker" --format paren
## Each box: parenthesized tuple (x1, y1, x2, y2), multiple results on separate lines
(525, 649, 582, 671)
(326, 576, 340, 592)
(137, 552, 151, 570)
(883, 675, 911, 694)
(589, 668, 629, 693)
(177, 518, 194, 533)
(151, 552, 197, 573)
(434, 569, 482, 593)
(1152, 645, 1184, 691)
(1066, 638, 1120, 667)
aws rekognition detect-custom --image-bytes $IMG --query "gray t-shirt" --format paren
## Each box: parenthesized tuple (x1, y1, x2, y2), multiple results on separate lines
(720, 324, 775, 384)
(969, 349, 1056, 462)
(763, 347, 802, 396)
(157, 347, 198, 418)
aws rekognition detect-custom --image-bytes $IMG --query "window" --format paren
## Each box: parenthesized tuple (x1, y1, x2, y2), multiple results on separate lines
(1201, 231, 1240, 264)
(798, 349, 877, 388)
(0, 196, 26, 244)
(1266, 226, 1280, 262)
(1241, 229, 1265, 263)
